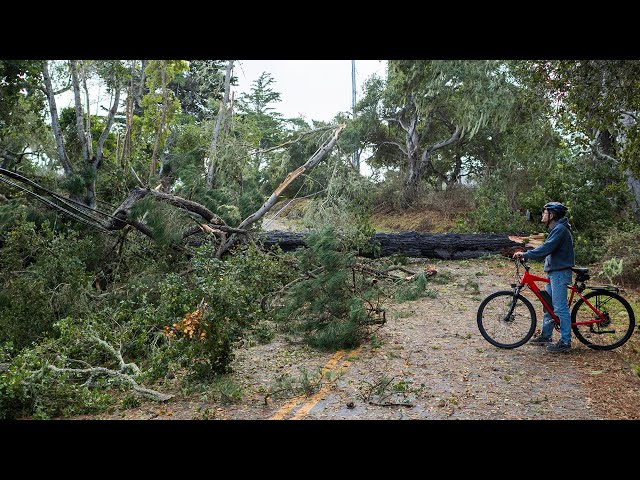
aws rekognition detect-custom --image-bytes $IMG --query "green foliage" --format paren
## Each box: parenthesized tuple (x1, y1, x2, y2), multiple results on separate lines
(394, 273, 437, 302)
(275, 226, 386, 350)
(0, 218, 94, 349)
(143, 242, 294, 381)
(0, 61, 47, 160)
(0, 338, 114, 420)
(250, 320, 276, 344)
(296, 154, 379, 257)
(523, 60, 640, 178)
(162, 306, 234, 382)
(455, 184, 532, 234)
(236, 71, 284, 149)
(171, 60, 229, 121)
(212, 376, 243, 404)
(598, 222, 640, 286)
(359, 60, 522, 201)
(141, 60, 189, 178)
(268, 367, 323, 400)
(600, 257, 624, 285)
(129, 196, 185, 246)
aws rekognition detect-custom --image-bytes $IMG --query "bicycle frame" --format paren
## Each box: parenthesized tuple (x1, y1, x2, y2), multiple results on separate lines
(515, 263, 607, 329)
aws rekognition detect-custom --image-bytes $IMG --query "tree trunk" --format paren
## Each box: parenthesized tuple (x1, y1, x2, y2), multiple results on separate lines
(70, 60, 89, 165)
(625, 170, 640, 222)
(396, 101, 462, 205)
(403, 158, 423, 205)
(206, 60, 234, 189)
(257, 230, 524, 259)
(618, 114, 640, 222)
(96, 84, 120, 165)
(223, 91, 235, 136)
(136, 60, 147, 111)
(42, 61, 73, 177)
(150, 61, 168, 179)
(121, 63, 136, 169)
(82, 63, 94, 159)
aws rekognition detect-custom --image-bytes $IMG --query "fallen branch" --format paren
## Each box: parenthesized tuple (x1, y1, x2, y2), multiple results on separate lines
(46, 364, 173, 402)
(249, 125, 337, 156)
(218, 123, 346, 257)
(90, 335, 139, 375)
(41, 334, 172, 402)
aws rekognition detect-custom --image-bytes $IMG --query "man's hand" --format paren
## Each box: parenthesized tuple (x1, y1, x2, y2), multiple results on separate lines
(512, 251, 526, 260)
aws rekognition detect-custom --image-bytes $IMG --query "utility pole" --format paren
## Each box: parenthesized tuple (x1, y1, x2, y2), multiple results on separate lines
(351, 60, 360, 171)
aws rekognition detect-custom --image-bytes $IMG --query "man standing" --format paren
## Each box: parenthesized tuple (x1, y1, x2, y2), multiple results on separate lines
(513, 202, 575, 352)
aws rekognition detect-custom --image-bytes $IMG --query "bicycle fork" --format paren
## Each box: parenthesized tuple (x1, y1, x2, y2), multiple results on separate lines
(504, 284, 524, 322)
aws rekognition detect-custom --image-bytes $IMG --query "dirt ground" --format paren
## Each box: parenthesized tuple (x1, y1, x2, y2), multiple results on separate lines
(76, 256, 640, 421)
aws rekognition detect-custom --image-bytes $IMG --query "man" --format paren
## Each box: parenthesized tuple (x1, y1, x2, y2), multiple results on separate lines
(513, 202, 575, 352)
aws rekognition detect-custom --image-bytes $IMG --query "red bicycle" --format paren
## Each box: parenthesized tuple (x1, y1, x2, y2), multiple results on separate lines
(477, 258, 636, 350)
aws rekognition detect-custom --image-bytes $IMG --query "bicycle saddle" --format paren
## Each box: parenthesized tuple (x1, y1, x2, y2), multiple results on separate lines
(571, 267, 590, 281)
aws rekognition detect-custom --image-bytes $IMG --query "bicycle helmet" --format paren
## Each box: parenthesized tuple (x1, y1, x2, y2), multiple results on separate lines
(544, 201, 568, 218)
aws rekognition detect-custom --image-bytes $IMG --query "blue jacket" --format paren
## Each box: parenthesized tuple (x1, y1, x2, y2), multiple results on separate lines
(523, 217, 575, 272)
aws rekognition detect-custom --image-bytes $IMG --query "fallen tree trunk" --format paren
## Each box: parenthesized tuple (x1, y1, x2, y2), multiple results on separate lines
(258, 230, 526, 259)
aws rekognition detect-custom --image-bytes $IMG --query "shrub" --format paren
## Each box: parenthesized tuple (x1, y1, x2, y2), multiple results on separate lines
(597, 222, 640, 287)
(0, 219, 94, 350)
(454, 186, 532, 234)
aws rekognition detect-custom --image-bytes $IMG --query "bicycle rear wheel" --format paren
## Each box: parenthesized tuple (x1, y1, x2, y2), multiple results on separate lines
(477, 291, 537, 348)
(571, 290, 636, 350)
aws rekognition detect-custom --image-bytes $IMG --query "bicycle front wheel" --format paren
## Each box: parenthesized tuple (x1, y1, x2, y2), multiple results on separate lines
(477, 291, 537, 348)
(572, 290, 636, 350)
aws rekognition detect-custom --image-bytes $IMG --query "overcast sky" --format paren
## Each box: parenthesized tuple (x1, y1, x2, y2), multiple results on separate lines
(234, 60, 387, 122)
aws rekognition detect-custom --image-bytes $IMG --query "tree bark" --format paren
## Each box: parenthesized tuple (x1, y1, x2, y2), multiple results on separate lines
(136, 60, 147, 111)
(150, 61, 168, 179)
(42, 61, 73, 177)
(70, 60, 90, 165)
(258, 230, 524, 259)
(396, 100, 463, 204)
(96, 84, 120, 168)
(618, 114, 640, 221)
(82, 62, 94, 159)
(104, 187, 227, 232)
(625, 170, 640, 222)
(206, 60, 234, 189)
(121, 62, 136, 169)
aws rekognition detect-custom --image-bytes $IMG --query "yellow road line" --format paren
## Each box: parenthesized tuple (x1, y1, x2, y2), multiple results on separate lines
(269, 349, 345, 420)
(290, 346, 362, 420)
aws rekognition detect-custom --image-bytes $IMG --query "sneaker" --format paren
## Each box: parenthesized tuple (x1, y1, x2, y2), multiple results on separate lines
(530, 335, 552, 345)
(546, 340, 571, 353)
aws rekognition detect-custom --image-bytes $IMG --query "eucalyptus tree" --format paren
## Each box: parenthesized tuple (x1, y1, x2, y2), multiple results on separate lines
(519, 60, 640, 221)
(355, 60, 517, 205)
(206, 60, 234, 189)
(41, 60, 128, 207)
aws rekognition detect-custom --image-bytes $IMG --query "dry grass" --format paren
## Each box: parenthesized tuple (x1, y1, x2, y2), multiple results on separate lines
(371, 188, 475, 233)
(370, 208, 456, 233)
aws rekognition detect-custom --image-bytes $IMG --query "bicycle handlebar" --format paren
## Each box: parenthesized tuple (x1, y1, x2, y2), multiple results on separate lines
(513, 256, 530, 272)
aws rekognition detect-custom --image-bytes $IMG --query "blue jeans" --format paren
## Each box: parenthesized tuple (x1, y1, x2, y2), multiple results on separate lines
(540, 269, 573, 344)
